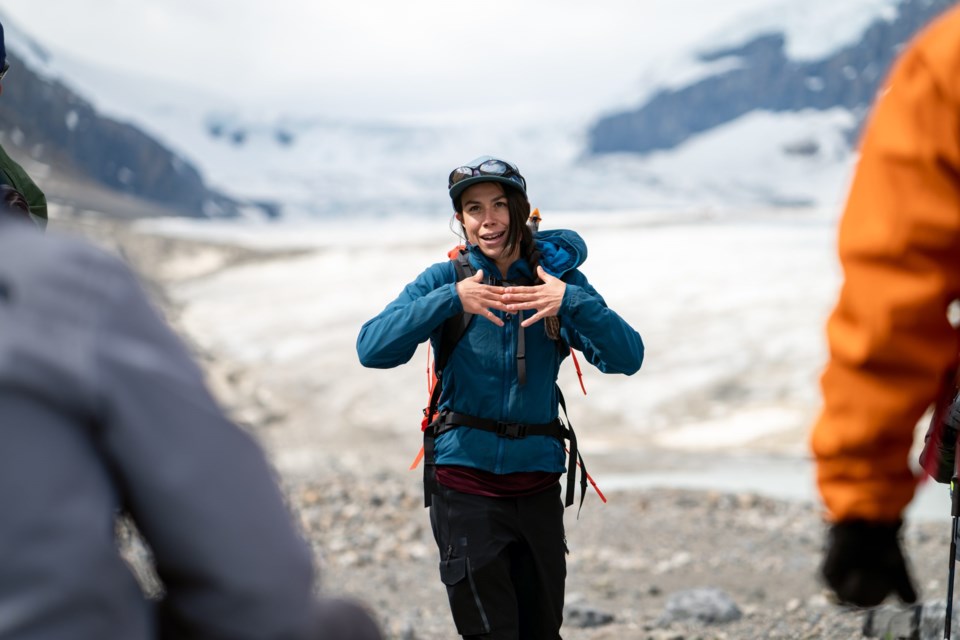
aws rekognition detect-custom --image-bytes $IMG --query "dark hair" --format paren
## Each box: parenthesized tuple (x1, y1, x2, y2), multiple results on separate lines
(512, 194, 548, 285)
(504, 186, 532, 267)
(502, 187, 558, 337)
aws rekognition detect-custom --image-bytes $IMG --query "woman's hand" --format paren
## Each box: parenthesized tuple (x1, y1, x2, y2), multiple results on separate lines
(502, 266, 566, 328)
(456, 270, 507, 327)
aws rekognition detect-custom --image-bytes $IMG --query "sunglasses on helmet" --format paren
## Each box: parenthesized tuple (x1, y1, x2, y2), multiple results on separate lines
(448, 158, 526, 191)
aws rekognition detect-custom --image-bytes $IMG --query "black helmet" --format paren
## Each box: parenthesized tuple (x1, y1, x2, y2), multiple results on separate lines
(448, 156, 527, 205)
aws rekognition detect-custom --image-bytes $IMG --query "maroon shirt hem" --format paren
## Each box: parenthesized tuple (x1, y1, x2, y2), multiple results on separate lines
(435, 465, 562, 498)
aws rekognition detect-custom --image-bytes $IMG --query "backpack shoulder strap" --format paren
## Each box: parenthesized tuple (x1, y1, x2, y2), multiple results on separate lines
(422, 250, 477, 507)
(437, 251, 475, 370)
(451, 250, 475, 281)
(427, 251, 477, 409)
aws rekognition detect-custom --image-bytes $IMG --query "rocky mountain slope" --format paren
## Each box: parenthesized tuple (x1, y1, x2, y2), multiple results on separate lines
(589, 0, 954, 155)
(0, 48, 236, 217)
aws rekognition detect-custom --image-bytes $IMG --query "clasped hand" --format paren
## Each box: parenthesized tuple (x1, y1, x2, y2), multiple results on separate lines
(456, 267, 565, 328)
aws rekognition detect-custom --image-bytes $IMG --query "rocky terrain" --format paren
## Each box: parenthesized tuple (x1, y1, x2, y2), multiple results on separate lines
(57, 212, 958, 640)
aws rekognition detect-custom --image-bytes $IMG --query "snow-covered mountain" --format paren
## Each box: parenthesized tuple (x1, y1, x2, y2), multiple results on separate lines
(0, 11, 240, 217)
(589, 0, 952, 155)
(0, 0, 953, 219)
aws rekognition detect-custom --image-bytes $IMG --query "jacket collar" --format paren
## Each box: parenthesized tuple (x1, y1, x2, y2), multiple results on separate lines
(464, 228, 588, 280)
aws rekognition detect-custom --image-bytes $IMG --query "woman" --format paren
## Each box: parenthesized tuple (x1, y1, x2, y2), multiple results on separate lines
(357, 156, 643, 639)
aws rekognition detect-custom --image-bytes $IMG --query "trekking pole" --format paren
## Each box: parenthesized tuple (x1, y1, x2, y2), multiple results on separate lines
(947, 481, 958, 639)
(913, 603, 922, 640)
(945, 433, 960, 640)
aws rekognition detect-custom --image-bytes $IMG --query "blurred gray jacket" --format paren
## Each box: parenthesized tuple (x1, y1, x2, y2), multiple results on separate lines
(0, 217, 379, 639)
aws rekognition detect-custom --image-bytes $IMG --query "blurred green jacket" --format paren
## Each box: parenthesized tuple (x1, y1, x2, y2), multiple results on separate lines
(0, 142, 46, 229)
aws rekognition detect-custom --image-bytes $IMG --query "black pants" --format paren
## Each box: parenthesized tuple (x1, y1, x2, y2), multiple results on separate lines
(428, 483, 567, 640)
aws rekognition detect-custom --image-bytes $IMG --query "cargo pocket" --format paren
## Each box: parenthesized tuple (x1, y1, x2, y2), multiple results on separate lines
(439, 556, 490, 636)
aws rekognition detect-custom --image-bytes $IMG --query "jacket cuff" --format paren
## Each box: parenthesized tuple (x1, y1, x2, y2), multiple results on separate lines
(445, 282, 464, 316)
(560, 284, 582, 319)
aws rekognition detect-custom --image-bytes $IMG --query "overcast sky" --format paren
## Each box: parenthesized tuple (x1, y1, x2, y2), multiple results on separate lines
(2, 0, 775, 120)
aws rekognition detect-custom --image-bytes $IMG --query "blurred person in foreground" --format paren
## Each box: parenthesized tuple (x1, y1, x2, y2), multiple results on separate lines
(0, 188, 381, 639)
(811, 4, 960, 608)
(0, 20, 47, 230)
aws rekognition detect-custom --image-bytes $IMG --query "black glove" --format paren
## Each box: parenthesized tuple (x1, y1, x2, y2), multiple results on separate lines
(821, 520, 917, 607)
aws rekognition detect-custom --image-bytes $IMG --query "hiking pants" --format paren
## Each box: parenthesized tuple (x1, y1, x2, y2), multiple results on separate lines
(428, 483, 567, 639)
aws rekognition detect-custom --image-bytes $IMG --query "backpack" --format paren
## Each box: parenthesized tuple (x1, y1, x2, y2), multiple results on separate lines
(920, 364, 960, 483)
(413, 218, 604, 512)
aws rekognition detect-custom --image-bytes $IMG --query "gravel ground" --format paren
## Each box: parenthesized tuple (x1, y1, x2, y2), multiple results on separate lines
(285, 469, 953, 640)
(63, 214, 958, 640)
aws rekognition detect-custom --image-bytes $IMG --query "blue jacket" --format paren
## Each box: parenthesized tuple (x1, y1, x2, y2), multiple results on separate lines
(357, 229, 643, 474)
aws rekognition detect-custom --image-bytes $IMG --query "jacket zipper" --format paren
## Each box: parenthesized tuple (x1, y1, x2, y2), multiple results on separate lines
(497, 303, 513, 474)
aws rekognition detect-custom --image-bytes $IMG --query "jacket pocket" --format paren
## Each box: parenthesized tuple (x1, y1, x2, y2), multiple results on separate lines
(439, 556, 466, 586)
(438, 556, 490, 635)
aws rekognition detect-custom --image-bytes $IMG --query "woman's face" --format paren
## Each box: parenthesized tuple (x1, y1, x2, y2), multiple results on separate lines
(457, 182, 512, 261)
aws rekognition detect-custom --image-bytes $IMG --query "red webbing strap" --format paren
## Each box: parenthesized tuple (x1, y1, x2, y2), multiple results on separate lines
(570, 348, 587, 395)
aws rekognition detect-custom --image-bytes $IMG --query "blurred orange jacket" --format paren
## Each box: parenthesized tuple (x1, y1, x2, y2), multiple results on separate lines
(812, 5, 960, 523)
